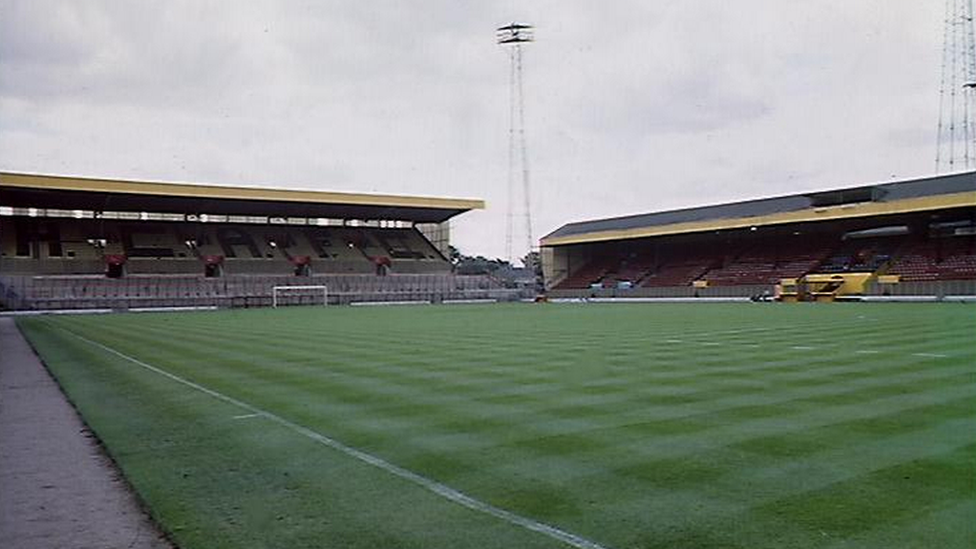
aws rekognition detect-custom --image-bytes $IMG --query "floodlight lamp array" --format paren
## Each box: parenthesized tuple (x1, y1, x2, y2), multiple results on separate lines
(496, 23, 534, 44)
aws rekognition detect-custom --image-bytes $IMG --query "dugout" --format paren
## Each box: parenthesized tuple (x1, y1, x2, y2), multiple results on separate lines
(541, 171, 976, 299)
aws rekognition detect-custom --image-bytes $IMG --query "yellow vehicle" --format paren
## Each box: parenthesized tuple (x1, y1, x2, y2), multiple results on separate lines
(778, 273, 874, 302)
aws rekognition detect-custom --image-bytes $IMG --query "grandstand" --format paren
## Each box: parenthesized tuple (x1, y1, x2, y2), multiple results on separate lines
(541, 171, 976, 300)
(0, 171, 513, 309)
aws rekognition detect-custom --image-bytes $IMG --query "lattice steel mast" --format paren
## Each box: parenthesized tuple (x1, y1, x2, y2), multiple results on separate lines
(936, 0, 976, 172)
(497, 23, 534, 266)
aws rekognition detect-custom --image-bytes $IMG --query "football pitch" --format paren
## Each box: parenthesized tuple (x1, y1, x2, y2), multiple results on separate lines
(16, 302, 976, 549)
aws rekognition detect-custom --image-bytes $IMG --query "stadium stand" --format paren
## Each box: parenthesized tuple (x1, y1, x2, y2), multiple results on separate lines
(887, 235, 976, 281)
(817, 236, 897, 274)
(542, 172, 976, 299)
(638, 245, 718, 288)
(702, 237, 834, 285)
(0, 172, 518, 310)
(0, 273, 507, 310)
(553, 257, 614, 289)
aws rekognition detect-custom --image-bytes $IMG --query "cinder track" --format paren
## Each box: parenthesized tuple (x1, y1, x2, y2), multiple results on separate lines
(0, 317, 172, 549)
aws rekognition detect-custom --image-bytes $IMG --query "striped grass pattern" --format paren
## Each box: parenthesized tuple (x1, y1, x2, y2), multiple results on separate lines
(18, 303, 976, 549)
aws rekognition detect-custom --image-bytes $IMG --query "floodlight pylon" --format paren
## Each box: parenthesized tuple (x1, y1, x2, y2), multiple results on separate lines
(497, 23, 535, 266)
(936, 0, 976, 172)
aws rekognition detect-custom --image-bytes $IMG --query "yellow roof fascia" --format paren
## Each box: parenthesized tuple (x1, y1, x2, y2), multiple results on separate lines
(541, 191, 976, 247)
(0, 172, 485, 211)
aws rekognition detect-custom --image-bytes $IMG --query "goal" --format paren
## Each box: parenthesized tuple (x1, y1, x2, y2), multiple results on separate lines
(272, 285, 328, 308)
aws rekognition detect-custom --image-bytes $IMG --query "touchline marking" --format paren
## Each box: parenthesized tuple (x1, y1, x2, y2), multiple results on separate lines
(855, 350, 881, 354)
(60, 328, 611, 549)
(790, 346, 816, 351)
(232, 413, 260, 420)
(913, 352, 949, 358)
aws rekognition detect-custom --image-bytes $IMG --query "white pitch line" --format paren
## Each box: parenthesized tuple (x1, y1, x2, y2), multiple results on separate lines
(59, 328, 611, 549)
(790, 346, 816, 351)
(912, 352, 949, 358)
(855, 349, 880, 354)
(664, 339, 683, 344)
(232, 413, 260, 420)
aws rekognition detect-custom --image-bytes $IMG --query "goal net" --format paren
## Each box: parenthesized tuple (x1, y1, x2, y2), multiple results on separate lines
(272, 285, 328, 308)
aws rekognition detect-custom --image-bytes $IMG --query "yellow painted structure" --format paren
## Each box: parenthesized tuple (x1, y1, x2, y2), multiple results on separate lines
(777, 278, 800, 302)
(0, 171, 484, 212)
(777, 273, 877, 302)
(780, 272, 875, 302)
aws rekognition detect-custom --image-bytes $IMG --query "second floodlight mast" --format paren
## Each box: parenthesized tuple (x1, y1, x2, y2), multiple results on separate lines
(936, 0, 976, 172)
(497, 22, 535, 268)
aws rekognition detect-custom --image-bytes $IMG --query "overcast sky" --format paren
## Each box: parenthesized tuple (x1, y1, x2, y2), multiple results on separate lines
(0, 1, 948, 260)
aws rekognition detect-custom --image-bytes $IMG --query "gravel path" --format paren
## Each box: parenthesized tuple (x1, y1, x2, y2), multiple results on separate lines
(0, 317, 173, 549)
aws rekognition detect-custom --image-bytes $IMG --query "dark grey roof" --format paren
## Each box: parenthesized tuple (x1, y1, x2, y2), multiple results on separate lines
(543, 171, 976, 241)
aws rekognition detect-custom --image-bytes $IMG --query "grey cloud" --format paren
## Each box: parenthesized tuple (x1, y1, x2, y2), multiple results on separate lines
(0, 1, 950, 260)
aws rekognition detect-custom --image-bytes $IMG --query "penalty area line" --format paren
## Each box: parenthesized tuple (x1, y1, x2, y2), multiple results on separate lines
(912, 352, 949, 358)
(56, 327, 612, 549)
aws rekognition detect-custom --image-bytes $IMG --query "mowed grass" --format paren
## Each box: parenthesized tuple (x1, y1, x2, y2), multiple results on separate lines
(17, 302, 976, 549)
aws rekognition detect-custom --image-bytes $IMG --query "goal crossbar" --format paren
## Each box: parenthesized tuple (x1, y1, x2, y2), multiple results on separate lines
(272, 285, 328, 308)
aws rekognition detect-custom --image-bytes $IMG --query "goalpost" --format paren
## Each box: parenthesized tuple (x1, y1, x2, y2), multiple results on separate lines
(272, 285, 328, 308)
